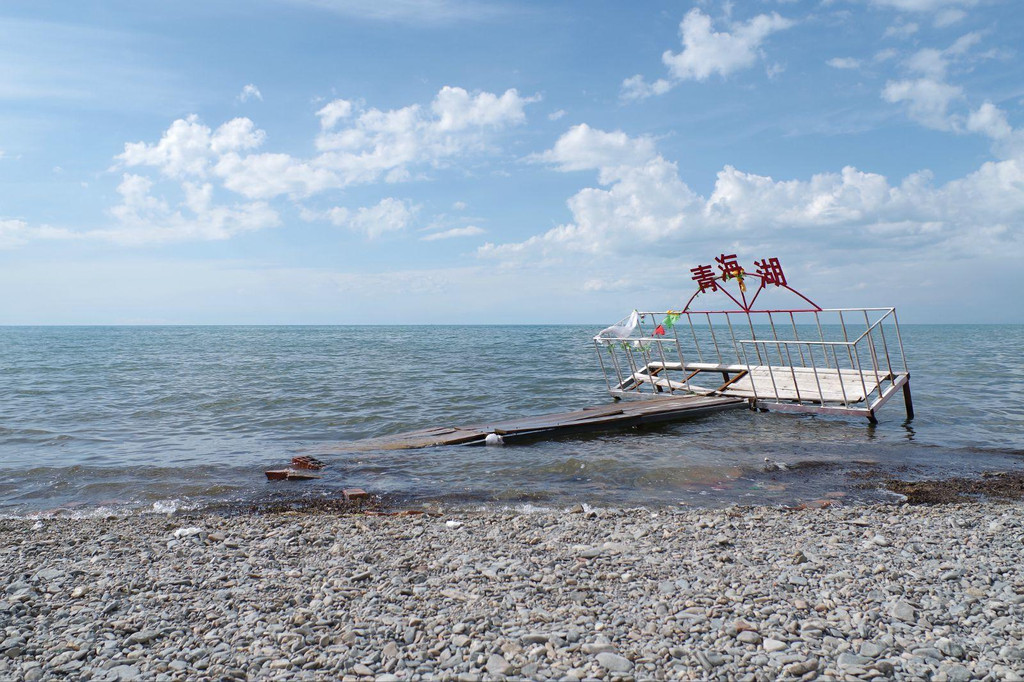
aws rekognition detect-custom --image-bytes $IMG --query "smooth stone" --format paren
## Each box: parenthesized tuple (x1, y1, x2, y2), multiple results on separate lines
(486, 654, 511, 677)
(941, 663, 972, 682)
(106, 664, 142, 681)
(737, 631, 762, 645)
(126, 630, 160, 646)
(936, 638, 965, 659)
(892, 601, 917, 623)
(785, 660, 818, 676)
(860, 642, 886, 658)
(1000, 646, 1024, 661)
(837, 653, 871, 668)
(581, 642, 615, 655)
(873, 660, 896, 676)
(595, 652, 633, 673)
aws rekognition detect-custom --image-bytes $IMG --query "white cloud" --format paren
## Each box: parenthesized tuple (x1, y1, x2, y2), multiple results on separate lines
(211, 118, 267, 154)
(620, 75, 673, 101)
(0, 218, 76, 249)
(533, 123, 659, 175)
(883, 20, 919, 39)
(966, 101, 1012, 139)
(119, 115, 266, 179)
(882, 33, 993, 132)
(934, 8, 967, 26)
(883, 78, 963, 130)
(480, 125, 1024, 267)
(214, 152, 337, 200)
(421, 225, 484, 241)
(0, 85, 532, 250)
(620, 8, 795, 99)
(0, 218, 32, 249)
(905, 48, 948, 79)
(663, 9, 795, 81)
(316, 99, 353, 129)
(967, 102, 1024, 160)
(117, 86, 534, 203)
(100, 173, 280, 245)
(548, 109, 567, 121)
(1, 171, 276, 248)
(582, 278, 634, 293)
(432, 86, 529, 131)
(321, 197, 416, 239)
(452, 201, 467, 210)
(827, 57, 861, 70)
(238, 84, 263, 102)
(947, 31, 984, 57)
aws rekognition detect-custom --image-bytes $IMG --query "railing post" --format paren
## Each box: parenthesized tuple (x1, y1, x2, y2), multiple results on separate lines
(594, 339, 612, 394)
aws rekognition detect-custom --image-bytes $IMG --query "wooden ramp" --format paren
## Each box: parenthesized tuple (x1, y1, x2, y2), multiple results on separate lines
(335, 395, 746, 451)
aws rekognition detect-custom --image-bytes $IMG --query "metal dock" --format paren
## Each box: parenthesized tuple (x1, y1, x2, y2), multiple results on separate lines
(593, 254, 913, 424)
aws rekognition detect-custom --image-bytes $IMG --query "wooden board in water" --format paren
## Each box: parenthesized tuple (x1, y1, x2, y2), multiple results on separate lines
(328, 395, 745, 451)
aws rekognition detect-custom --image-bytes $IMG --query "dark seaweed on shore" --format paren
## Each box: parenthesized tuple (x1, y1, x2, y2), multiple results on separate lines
(883, 471, 1024, 504)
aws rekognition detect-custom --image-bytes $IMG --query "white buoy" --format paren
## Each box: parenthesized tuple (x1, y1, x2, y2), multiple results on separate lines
(484, 433, 504, 446)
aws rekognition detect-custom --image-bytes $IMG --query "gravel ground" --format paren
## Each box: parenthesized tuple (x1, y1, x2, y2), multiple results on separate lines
(2, 502, 1023, 681)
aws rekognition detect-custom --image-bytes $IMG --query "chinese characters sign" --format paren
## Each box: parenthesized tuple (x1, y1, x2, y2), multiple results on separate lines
(691, 254, 787, 290)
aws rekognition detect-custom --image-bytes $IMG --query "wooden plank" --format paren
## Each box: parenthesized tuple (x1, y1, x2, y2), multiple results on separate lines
(630, 361, 894, 405)
(724, 367, 894, 403)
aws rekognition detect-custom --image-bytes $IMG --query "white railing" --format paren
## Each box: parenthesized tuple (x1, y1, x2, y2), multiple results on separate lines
(594, 308, 912, 422)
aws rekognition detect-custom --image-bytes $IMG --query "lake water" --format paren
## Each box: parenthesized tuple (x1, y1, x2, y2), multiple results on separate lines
(0, 325, 1021, 516)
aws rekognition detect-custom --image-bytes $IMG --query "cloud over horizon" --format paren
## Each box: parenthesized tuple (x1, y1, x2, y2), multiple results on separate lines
(622, 8, 795, 100)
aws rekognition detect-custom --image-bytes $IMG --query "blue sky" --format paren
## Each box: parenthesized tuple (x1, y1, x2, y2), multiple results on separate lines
(1, 0, 1022, 324)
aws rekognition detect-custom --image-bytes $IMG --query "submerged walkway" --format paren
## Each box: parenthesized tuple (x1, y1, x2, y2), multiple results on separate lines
(341, 395, 746, 450)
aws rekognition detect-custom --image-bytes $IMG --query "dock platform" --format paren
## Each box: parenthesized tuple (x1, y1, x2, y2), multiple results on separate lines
(338, 395, 746, 451)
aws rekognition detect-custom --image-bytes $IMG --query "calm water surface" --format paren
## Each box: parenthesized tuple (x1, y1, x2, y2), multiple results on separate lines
(0, 325, 1021, 516)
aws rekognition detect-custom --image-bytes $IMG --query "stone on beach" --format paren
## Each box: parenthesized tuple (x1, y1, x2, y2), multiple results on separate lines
(0, 502, 1021, 681)
(595, 652, 633, 672)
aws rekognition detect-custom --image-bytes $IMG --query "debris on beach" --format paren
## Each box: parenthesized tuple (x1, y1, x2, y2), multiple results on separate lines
(342, 488, 368, 502)
(265, 456, 327, 481)
(291, 455, 325, 470)
(884, 471, 1024, 504)
(264, 468, 322, 481)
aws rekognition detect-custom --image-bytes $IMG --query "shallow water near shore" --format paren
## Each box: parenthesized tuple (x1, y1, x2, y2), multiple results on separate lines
(0, 324, 1021, 516)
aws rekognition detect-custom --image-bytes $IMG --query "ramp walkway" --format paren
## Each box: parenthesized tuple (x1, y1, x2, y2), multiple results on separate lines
(335, 394, 745, 451)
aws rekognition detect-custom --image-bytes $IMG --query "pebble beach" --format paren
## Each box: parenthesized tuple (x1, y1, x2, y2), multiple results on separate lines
(2, 501, 1023, 681)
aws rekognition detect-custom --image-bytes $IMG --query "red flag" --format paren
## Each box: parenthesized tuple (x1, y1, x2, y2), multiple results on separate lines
(654, 325, 666, 336)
